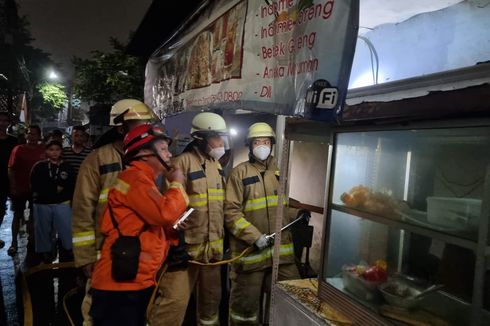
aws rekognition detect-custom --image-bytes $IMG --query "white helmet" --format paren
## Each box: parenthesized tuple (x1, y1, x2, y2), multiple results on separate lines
(110, 99, 158, 126)
(190, 112, 227, 139)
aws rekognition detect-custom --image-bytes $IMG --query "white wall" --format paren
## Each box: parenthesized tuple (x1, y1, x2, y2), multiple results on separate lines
(350, 1, 490, 88)
(288, 141, 329, 273)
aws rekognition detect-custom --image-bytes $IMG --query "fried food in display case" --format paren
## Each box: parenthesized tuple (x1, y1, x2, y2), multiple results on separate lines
(340, 185, 405, 218)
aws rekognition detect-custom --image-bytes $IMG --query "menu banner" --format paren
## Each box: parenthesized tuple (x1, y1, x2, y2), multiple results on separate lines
(145, 0, 359, 122)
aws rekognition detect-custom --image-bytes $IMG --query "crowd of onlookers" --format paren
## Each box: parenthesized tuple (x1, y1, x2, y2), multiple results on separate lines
(0, 111, 91, 265)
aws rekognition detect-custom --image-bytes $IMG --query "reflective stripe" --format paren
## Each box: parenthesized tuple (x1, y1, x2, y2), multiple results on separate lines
(208, 188, 224, 201)
(244, 195, 278, 212)
(199, 314, 219, 325)
(73, 231, 96, 247)
(98, 188, 109, 203)
(230, 217, 251, 237)
(73, 239, 95, 247)
(187, 243, 204, 257)
(187, 239, 224, 258)
(244, 195, 287, 212)
(235, 243, 294, 265)
(189, 189, 224, 207)
(229, 310, 257, 322)
(114, 178, 130, 194)
(209, 239, 223, 250)
(189, 193, 207, 207)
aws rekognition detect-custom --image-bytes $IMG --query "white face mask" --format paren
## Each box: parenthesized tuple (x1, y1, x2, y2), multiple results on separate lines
(208, 146, 225, 160)
(253, 145, 271, 161)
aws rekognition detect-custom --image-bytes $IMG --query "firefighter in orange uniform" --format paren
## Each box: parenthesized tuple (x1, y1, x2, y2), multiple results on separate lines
(72, 99, 158, 325)
(89, 124, 189, 326)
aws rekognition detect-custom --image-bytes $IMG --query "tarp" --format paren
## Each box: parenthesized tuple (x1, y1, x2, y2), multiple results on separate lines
(145, 0, 359, 122)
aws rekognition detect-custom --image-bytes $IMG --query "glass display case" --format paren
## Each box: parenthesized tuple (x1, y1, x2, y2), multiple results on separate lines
(319, 121, 490, 325)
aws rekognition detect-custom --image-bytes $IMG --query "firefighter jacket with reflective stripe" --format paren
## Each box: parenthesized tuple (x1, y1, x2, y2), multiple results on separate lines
(172, 147, 225, 263)
(224, 155, 297, 273)
(91, 161, 189, 291)
(72, 143, 123, 268)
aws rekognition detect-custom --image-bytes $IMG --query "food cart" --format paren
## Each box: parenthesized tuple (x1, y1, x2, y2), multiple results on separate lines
(313, 63, 490, 325)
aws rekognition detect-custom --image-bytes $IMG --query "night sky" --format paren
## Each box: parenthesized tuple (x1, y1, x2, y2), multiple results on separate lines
(17, 0, 153, 78)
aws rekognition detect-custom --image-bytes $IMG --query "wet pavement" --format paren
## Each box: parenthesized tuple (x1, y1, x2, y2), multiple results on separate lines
(0, 201, 23, 326)
(0, 201, 83, 326)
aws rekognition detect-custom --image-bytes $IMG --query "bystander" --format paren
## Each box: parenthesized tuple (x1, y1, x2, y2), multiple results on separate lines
(7, 125, 45, 256)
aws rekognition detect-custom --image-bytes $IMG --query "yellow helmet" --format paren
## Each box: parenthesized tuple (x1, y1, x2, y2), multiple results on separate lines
(247, 122, 276, 144)
(110, 99, 158, 126)
(190, 112, 227, 138)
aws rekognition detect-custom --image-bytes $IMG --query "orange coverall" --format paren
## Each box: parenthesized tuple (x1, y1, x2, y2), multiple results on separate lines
(91, 160, 189, 291)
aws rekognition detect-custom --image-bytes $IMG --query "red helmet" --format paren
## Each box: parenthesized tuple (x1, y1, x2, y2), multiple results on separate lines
(123, 124, 172, 161)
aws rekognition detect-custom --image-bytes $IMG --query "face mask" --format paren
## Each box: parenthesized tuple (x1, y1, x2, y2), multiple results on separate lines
(253, 145, 271, 161)
(208, 146, 225, 160)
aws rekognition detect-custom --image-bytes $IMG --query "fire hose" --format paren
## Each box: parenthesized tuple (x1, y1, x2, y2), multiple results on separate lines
(187, 211, 309, 266)
(146, 212, 310, 321)
(62, 212, 309, 325)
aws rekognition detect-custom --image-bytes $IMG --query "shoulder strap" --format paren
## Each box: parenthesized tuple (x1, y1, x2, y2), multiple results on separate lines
(108, 203, 148, 236)
(108, 204, 122, 237)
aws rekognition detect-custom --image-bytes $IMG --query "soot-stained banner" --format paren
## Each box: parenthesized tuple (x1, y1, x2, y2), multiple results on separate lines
(145, 0, 359, 122)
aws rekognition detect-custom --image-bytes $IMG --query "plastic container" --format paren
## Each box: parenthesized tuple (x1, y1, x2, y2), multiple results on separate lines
(427, 197, 481, 230)
(342, 269, 382, 301)
(378, 279, 425, 310)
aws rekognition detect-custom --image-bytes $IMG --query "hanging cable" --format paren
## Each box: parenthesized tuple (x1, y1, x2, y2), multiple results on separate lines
(357, 35, 380, 85)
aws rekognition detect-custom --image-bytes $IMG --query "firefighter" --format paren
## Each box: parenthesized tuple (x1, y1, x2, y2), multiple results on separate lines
(149, 112, 227, 326)
(89, 124, 188, 326)
(71, 99, 157, 325)
(224, 122, 300, 325)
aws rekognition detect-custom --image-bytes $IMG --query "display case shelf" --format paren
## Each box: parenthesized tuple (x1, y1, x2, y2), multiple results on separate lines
(331, 204, 479, 252)
(320, 121, 490, 325)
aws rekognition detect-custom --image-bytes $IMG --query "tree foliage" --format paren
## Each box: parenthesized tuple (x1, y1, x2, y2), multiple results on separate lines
(4, 15, 57, 96)
(1, 10, 65, 123)
(37, 82, 67, 109)
(72, 38, 145, 104)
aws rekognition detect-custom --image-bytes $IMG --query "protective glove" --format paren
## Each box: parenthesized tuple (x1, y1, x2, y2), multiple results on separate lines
(254, 234, 273, 250)
(297, 209, 311, 224)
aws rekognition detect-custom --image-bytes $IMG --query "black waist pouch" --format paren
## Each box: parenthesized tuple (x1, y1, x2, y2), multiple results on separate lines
(166, 231, 191, 269)
(111, 235, 141, 282)
(107, 204, 146, 282)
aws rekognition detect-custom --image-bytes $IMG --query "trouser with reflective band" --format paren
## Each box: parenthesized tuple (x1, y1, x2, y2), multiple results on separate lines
(81, 254, 100, 326)
(229, 264, 300, 326)
(81, 278, 93, 326)
(148, 263, 221, 326)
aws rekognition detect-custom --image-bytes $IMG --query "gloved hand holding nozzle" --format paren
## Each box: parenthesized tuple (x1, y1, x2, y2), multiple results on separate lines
(253, 210, 312, 251)
(254, 234, 274, 250)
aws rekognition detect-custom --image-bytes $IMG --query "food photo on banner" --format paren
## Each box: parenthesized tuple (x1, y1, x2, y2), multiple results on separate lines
(145, 0, 359, 123)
